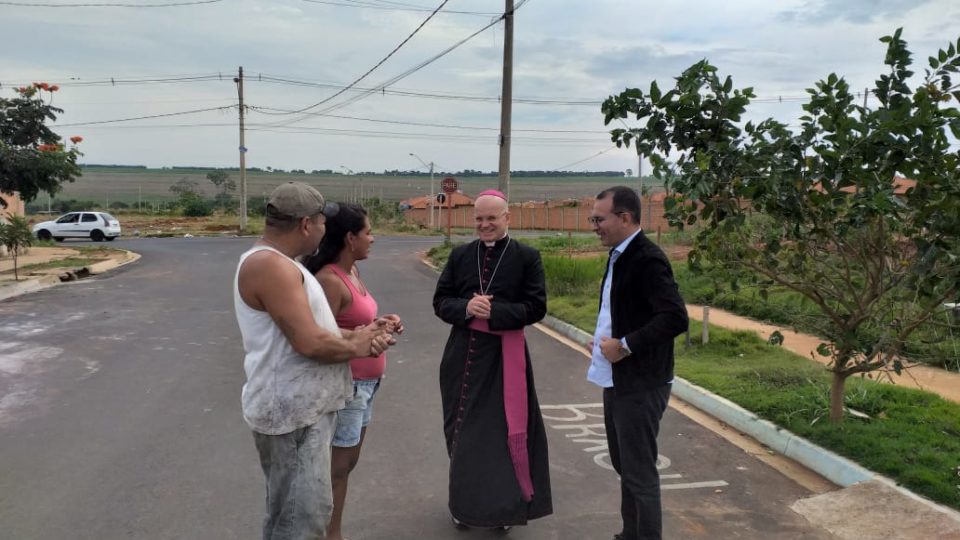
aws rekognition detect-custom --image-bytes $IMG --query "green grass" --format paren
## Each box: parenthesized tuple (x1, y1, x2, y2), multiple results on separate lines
(676, 321, 960, 509)
(673, 263, 960, 371)
(16, 257, 104, 271)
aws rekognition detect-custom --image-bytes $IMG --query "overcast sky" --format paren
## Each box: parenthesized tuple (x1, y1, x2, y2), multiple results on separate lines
(3, 0, 959, 175)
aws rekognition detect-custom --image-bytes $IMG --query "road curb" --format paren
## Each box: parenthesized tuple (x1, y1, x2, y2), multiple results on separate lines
(0, 274, 62, 302)
(0, 248, 140, 302)
(86, 249, 141, 275)
(539, 314, 960, 524)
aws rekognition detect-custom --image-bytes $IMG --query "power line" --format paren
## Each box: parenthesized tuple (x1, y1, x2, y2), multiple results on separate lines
(265, 12, 506, 127)
(277, 0, 453, 118)
(247, 105, 608, 133)
(549, 146, 619, 172)
(0, 0, 221, 6)
(246, 125, 604, 145)
(53, 105, 236, 127)
(300, 0, 497, 16)
(1, 73, 228, 87)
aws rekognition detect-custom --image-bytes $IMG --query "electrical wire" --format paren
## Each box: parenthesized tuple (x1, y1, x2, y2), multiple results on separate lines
(549, 146, 619, 172)
(247, 105, 608, 133)
(300, 0, 497, 16)
(0, 73, 228, 87)
(0, 0, 221, 7)
(52, 105, 236, 127)
(276, 0, 453, 118)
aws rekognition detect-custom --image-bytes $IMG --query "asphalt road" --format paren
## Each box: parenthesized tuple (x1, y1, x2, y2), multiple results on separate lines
(0, 236, 835, 540)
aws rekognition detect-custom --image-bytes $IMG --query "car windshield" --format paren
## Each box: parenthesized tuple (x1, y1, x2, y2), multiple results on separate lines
(101, 213, 117, 221)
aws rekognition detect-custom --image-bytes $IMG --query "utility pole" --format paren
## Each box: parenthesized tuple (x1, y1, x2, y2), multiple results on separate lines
(638, 153, 643, 195)
(497, 0, 514, 198)
(235, 66, 248, 233)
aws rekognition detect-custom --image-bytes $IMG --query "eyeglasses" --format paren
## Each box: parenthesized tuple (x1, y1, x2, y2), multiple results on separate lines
(587, 212, 626, 225)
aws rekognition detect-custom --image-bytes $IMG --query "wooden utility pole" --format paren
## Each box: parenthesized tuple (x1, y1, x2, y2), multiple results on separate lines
(497, 0, 514, 198)
(235, 66, 248, 232)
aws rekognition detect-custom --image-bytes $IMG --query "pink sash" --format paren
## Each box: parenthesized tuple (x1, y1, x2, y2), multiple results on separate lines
(468, 318, 534, 502)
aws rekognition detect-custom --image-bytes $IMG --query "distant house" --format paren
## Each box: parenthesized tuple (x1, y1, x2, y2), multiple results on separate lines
(400, 191, 475, 209)
(813, 175, 916, 197)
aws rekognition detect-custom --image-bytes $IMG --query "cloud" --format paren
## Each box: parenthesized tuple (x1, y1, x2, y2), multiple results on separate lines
(778, 0, 932, 24)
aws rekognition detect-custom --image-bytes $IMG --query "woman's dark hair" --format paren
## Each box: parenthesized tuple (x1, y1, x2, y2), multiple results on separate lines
(303, 203, 368, 274)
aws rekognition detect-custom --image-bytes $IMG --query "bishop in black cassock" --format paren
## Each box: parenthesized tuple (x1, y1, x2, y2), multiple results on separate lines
(433, 192, 553, 529)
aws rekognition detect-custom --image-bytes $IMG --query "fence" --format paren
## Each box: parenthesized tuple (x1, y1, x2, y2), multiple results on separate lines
(403, 195, 675, 233)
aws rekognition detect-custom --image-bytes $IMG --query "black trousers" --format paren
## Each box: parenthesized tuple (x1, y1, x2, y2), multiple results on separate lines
(603, 384, 671, 540)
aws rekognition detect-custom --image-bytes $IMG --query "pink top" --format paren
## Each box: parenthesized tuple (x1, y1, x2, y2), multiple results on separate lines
(326, 264, 386, 380)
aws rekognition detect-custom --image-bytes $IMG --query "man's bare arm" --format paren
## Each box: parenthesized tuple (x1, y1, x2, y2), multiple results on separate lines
(238, 252, 388, 362)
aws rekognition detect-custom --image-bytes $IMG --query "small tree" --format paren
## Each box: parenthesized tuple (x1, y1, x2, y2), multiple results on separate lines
(169, 177, 200, 198)
(206, 170, 236, 210)
(603, 29, 960, 423)
(0, 83, 83, 207)
(0, 216, 34, 280)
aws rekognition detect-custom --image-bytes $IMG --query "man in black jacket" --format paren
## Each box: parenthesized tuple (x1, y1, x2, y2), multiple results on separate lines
(588, 186, 688, 540)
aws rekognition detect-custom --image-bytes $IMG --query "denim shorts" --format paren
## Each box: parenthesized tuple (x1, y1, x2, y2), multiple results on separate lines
(333, 378, 381, 447)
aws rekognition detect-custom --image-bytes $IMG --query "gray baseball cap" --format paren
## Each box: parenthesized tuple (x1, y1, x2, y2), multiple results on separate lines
(266, 182, 339, 219)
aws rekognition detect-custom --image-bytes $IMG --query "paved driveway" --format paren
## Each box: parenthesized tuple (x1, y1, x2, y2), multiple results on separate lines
(0, 236, 834, 539)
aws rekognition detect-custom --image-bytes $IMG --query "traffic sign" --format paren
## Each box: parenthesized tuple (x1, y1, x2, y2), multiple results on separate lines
(435, 193, 446, 204)
(441, 176, 458, 194)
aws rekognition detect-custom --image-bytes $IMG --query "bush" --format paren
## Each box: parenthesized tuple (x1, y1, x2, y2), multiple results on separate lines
(180, 193, 213, 217)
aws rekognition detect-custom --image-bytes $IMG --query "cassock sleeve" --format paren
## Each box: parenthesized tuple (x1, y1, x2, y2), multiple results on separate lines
(488, 247, 547, 331)
(433, 247, 471, 327)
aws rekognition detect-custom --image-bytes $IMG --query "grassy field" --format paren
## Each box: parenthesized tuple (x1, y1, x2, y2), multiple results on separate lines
(40, 166, 659, 207)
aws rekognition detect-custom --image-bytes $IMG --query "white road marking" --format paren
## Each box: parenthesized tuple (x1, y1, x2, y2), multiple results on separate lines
(542, 402, 729, 490)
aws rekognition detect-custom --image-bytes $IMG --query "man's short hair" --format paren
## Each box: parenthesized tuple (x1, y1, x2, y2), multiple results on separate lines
(264, 182, 339, 230)
(597, 186, 641, 223)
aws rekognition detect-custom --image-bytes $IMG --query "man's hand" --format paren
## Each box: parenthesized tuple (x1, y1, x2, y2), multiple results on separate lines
(466, 293, 494, 319)
(599, 336, 629, 363)
(349, 321, 393, 358)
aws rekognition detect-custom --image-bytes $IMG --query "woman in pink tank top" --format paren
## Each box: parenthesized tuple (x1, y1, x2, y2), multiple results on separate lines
(304, 203, 403, 540)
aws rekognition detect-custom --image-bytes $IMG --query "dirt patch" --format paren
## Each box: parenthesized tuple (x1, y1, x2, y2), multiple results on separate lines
(203, 224, 240, 232)
(688, 304, 960, 404)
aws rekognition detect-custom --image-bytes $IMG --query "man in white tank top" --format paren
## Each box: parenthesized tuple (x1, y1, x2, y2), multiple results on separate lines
(234, 182, 394, 540)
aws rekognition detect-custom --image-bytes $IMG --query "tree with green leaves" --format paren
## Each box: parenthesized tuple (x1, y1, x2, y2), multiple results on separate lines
(206, 169, 236, 210)
(603, 29, 960, 423)
(0, 83, 83, 208)
(0, 215, 35, 280)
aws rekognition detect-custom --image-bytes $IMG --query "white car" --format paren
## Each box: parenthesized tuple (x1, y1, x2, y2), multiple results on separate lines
(32, 211, 121, 242)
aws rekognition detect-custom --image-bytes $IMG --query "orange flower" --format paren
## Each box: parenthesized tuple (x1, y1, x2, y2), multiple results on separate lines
(38, 144, 59, 152)
(49, 84, 60, 92)
(70, 136, 83, 144)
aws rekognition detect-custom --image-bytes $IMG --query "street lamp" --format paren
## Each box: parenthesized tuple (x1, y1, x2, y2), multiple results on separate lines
(340, 165, 364, 203)
(409, 152, 435, 228)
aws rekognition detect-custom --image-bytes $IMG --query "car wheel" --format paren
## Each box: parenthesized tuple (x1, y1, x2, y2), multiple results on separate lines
(53, 237, 65, 242)
(105, 236, 116, 242)
(37, 229, 52, 241)
(90, 230, 105, 242)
